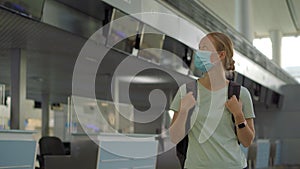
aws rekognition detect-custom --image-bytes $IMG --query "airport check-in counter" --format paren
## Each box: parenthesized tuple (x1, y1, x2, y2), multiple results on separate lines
(63, 96, 159, 168)
(42, 150, 72, 169)
(0, 131, 139, 169)
(70, 133, 99, 169)
(97, 133, 158, 169)
(70, 133, 158, 169)
(245, 139, 282, 169)
(0, 130, 37, 169)
(255, 139, 271, 169)
(241, 139, 279, 169)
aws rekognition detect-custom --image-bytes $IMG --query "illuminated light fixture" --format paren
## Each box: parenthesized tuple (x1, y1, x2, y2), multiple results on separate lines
(101, 102, 109, 107)
(118, 76, 168, 84)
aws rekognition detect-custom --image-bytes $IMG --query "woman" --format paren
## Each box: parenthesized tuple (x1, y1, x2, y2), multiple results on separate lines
(169, 32, 255, 169)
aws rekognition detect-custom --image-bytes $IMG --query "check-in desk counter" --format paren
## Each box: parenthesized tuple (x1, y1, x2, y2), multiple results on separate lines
(256, 139, 271, 169)
(246, 139, 283, 169)
(70, 133, 99, 169)
(71, 133, 158, 169)
(0, 130, 37, 169)
(43, 154, 72, 169)
(97, 133, 158, 169)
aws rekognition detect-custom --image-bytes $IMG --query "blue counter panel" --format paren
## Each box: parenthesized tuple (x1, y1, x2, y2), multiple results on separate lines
(0, 140, 36, 169)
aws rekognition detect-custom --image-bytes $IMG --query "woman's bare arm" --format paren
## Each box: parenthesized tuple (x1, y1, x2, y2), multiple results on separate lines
(169, 92, 196, 144)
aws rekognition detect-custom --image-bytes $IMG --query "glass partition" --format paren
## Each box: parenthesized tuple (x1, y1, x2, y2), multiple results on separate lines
(70, 96, 134, 135)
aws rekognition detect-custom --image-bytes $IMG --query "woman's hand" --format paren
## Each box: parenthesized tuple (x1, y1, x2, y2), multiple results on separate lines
(180, 92, 196, 113)
(226, 95, 255, 147)
(225, 95, 243, 117)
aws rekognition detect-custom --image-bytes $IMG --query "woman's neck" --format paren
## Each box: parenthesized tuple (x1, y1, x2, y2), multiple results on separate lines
(198, 66, 228, 91)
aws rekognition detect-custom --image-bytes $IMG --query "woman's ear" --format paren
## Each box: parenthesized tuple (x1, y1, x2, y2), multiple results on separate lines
(219, 51, 226, 60)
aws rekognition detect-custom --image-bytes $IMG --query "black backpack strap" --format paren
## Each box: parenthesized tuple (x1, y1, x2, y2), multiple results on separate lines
(228, 81, 241, 100)
(185, 80, 198, 133)
(228, 81, 241, 144)
(176, 80, 197, 169)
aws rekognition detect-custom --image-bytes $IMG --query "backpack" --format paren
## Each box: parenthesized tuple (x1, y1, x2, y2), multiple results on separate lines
(176, 80, 241, 169)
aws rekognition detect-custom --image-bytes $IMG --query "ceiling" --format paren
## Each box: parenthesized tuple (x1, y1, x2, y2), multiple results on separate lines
(0, 8, 189, 104)
(198, 0, 300, 38)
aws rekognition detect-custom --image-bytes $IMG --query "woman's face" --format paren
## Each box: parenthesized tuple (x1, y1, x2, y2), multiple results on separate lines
(199, 36, 216, 51)
(198, 36, 220, 63)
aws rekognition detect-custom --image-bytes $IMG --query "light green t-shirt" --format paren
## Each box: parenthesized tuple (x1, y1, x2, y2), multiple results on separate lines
(170, 81, 255, 169)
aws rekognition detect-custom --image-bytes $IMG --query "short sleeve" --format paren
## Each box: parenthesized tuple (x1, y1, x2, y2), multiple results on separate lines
(240, 86, 255, 119)
(169, 85, 185, 112)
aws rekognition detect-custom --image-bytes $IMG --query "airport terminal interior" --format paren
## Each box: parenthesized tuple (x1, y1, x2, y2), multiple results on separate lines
(0, 0, 300, 169)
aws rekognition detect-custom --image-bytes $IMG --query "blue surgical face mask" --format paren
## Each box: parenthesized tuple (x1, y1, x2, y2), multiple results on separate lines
(193, 50, 215, 73)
